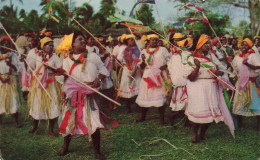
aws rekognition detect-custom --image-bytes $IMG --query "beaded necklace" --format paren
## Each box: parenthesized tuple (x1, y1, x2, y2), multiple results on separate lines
(0, 52, 9, 61)
(69, 51, 88, 72)
(146, 46, 159, 65)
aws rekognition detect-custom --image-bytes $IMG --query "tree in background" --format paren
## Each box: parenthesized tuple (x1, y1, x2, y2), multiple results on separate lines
(0, 0, 23, 7)
(0, 5, 26, 34)
(207, 0, 260, 37)
(22, 10, 45, 33)
(170, 0, 259, 37)
(232, 20, 251, 38)
(135, 4, 155, 26)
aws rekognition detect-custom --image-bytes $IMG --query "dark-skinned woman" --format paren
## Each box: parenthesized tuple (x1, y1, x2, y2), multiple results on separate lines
(57, 31, 109, 160)
(0, 36, 21, 126)
(27, 37, 62, 136)
(136, 34, 171, 126)
(118, 34, 141, 113)
(232, 38, 260, 131)
(184, 34, 235, 143)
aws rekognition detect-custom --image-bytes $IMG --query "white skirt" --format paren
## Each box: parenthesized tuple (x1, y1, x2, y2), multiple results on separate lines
(170, 86, 187, 111)
(59, 95, 104, 136)
(136, 69, 166, 107)
(185, 79, 224, 124)
(119, 66, 141, 98)
(28, 79, 61, 120)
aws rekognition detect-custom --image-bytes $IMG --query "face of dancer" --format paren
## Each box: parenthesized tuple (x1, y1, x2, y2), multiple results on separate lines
(87, 37, 94, 46)
(241, 41, 250, 53)
(127, 38, 135, 47)
(201, 41, 210, 54)
(43, 41, 54, 54)
(216, 41, 221, 49)
(0, 40, 12, 54)
(174, 38, 182, 45)
(149, 37, 158, 48)
(221, 37, 227, 45)
(255, 38, 260, 46)
(232, 39, 237, 46)
(158, 40, 163, 46)
(73, 35, 86, 53)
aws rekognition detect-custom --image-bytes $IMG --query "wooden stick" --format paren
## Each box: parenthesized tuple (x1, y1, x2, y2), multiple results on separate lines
(0, 45, 121, 106)
(154, 2, 167, 40)
(0, 26, 54, 102)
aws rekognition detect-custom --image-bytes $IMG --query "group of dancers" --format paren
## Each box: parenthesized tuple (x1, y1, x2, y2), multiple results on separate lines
(0, 29, 260, 159)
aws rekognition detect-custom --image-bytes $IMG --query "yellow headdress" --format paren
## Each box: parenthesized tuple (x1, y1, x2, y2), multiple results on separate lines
(196, 34, 210, 50)
(40, 37, 53, 49)
(147, 34, 159, 40)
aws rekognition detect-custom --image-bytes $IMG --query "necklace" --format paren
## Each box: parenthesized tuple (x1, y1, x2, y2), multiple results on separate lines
(69, 51, 88, 72)
(146, 45, 159, 54)
(41, 51, 53, 62)
(0, 52, 9, 61)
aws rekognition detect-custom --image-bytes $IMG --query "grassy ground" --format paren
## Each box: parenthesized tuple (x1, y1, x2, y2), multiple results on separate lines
(0, 101, 260, 160)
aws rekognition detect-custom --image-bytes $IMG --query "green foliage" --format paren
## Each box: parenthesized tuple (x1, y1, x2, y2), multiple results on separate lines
(135, 4, 155, 26)
(0, 0, 117, 36)
(22, 10, 44, 33)
(231, 20, 251, 38)
(0, 5, 27, 34)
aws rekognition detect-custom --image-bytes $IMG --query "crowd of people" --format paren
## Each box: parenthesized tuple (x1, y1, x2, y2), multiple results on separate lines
(0, 28, 260, 159)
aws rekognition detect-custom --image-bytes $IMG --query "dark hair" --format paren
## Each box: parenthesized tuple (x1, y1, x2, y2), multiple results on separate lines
(169, 32, 175, 44)
(72, 30, 85, 44)
(123, 38, 128, 45)
(190, 35, 200, 52)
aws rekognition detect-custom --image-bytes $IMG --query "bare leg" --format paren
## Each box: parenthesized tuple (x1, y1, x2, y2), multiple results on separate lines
(257, 116, 260, 131)
(92, 129, 106, 160)
(190, 123, 199, 143)
(169, 111, 180, 126)
(49, 118, 58, 137)
(29, 120, 39, 133)
(136, 107, 148, 123)
(237, 115, 243, 128)
(199, 123, 210, 140)
(158, 106, 166, 126)
(125, 98, 132, 113)
(57, 135, 71, 156)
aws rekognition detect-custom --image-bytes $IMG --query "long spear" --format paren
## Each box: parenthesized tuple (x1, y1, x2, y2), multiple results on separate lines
(0, 45, 121, 106)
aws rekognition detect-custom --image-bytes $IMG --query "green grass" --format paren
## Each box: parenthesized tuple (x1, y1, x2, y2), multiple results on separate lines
(0, 102, 260, 160)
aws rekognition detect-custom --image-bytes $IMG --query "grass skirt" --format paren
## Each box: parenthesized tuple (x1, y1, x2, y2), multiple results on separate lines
(0, 75, 20, 115)
(28, 78, 62, 120)
(233, 81, 260, 116)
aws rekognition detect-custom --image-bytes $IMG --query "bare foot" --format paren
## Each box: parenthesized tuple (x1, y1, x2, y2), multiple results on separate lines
(95, 153, 106, 160)
(190, 135, 198, 143)
(16, 123, 23, 128)
(160, 121, 167, 126)
(198, 135, 207, 141)
(28, 128, 37, 134)
(49, 131, 59, 137)
(136, 118, 145, 123)
(57, 147, 69, 156)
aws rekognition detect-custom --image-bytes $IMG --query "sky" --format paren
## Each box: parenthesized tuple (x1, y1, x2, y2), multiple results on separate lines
(0, 0, 250, 26)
